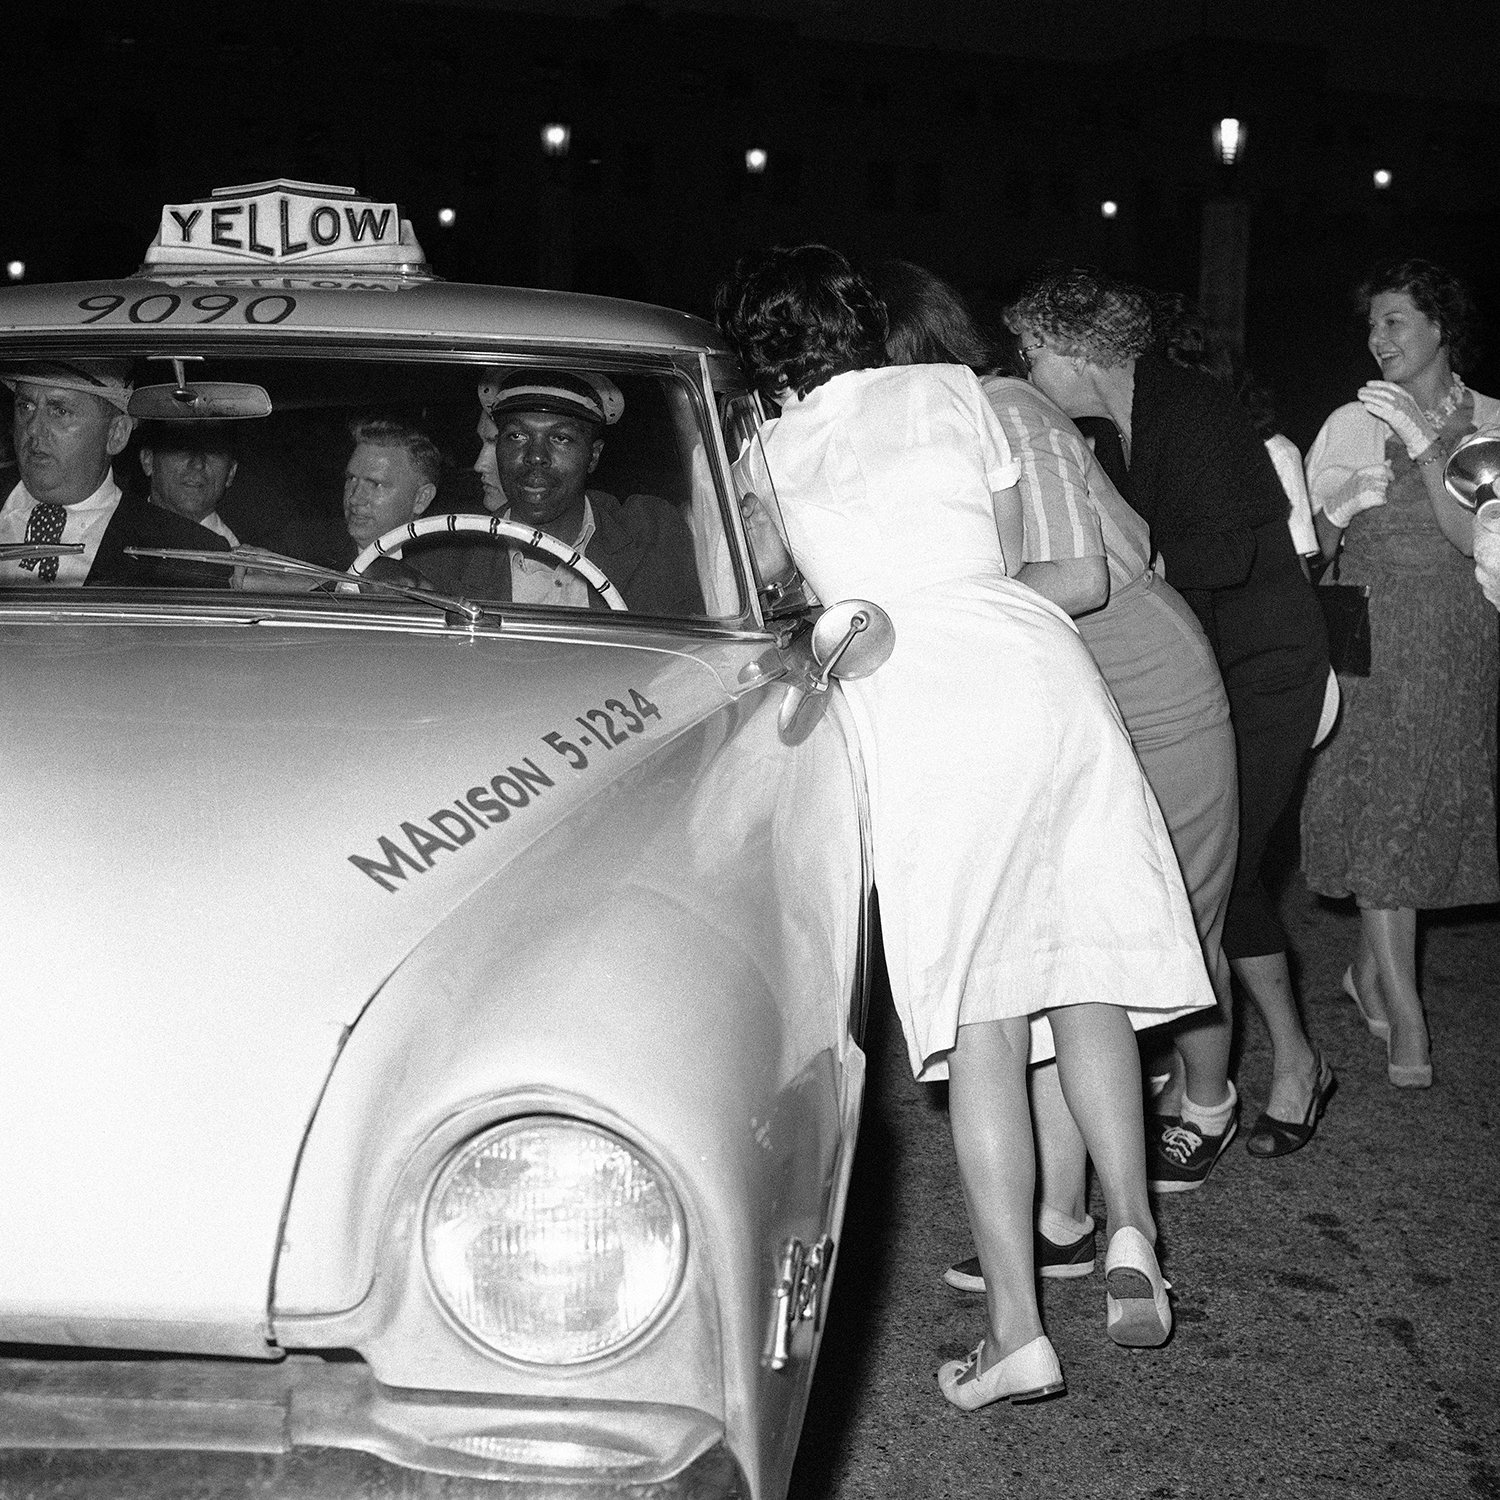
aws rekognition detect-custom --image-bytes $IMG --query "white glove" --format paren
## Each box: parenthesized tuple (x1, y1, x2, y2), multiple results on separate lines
(1475, 502, 1500, 610)
(1321, 463, 1389, 530)
(1357, 380, 1437, 460)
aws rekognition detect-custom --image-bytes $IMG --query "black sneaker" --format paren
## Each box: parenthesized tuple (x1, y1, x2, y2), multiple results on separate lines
(1147, 1112, 1238, 1193)
(943, 1227, 1096, 1292)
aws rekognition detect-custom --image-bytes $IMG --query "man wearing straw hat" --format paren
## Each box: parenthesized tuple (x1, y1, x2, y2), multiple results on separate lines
(1, 359, 229, 586)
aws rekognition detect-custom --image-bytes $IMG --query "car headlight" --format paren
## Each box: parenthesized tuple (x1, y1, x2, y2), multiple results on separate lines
(423, 1116, 686, 1365)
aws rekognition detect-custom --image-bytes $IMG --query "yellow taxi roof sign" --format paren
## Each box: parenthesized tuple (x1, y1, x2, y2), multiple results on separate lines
(144, 182, 429, 273)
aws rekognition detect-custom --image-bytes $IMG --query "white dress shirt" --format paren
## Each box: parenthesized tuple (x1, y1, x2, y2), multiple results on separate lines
(0, 472, 121, 585)
(197, 510, 239, 548)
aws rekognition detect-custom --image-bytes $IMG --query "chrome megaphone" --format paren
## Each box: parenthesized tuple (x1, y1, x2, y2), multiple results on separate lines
(1443, 432, 1500, 514)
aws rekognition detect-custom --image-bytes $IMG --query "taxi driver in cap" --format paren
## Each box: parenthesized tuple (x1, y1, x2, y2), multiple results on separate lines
(472, 369, 623, 537)
(433, 368, 701, 616)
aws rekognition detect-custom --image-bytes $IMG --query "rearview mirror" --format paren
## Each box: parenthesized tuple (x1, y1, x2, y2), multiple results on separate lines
(127, 383, 272, 421)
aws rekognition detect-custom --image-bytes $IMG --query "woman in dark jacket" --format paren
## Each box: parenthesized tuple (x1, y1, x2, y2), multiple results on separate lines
(1006, 266, 1333, 1177)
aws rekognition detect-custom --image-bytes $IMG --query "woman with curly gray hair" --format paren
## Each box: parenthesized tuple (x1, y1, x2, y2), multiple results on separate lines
(1007, 267, 1332, 1176)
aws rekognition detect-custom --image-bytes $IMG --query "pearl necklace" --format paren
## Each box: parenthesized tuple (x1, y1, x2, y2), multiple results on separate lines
(1420, 375, 1466, 431)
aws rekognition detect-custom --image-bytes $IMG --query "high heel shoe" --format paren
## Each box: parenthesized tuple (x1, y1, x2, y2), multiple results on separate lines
(1104, 1227, 1172, 1348)
(937, 1334, 1065, 1410)
(1246, 1052, 1337, 1158)
(1342, 966, 1390, 1042)
(1386, 1017, 1433, 1089)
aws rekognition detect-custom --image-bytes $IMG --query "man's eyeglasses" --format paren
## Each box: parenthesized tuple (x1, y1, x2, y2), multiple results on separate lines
(1017, 338, 1044, 374)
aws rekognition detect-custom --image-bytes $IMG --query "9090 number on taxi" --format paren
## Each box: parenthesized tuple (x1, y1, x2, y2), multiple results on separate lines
(76, 293, 296, 325)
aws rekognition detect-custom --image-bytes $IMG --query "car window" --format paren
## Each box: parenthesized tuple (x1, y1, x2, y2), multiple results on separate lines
(0, 356, 745, 623)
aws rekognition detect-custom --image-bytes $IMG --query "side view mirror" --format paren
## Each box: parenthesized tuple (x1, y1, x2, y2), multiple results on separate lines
(1444, 433, 1500, 516)
(779, 599, 894, 742)
(808, 599, 896, 684)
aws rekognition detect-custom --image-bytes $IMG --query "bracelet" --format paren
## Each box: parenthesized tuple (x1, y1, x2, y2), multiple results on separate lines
(1415, 442, 1445, 467)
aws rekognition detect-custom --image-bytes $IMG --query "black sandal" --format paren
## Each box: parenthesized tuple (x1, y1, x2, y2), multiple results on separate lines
(1246, 1053, 1337, 1159)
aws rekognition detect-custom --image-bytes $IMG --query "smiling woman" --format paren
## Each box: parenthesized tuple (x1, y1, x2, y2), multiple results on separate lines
(1302, 258, 1500, 1090)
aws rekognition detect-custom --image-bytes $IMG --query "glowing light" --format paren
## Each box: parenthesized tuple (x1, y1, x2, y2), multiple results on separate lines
(541, 123, 572, 158)
(5, 260, 23, 282)
(1101, 200, 1119, 219)
(1373, 169, 1393, 189)
(1212, 117, 1246, 167)
(745, 148, 768, 174)
(437, 207, 456, 227)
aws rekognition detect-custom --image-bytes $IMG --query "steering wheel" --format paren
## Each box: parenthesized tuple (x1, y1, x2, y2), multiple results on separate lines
(348, 513, 627, 611)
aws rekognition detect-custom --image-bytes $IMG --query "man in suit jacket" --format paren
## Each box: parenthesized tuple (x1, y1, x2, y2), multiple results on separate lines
(0, 360, 228, 588)
(419, 369, 702, 616)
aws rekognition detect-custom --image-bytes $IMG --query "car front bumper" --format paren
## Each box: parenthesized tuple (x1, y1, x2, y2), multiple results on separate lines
(0, 1353, 747, 1499)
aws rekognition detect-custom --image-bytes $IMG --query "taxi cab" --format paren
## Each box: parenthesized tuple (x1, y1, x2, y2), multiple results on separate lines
(0, 183, 885, 1498)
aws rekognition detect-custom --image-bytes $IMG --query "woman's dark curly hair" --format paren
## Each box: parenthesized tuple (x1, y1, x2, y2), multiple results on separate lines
(713, 244, 888, 402)
(869, 259, 993, 371)
(1358, 257, 1481, 375)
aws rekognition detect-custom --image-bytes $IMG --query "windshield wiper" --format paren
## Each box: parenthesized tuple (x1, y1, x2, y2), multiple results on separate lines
(123, 546, 493, 627)
(0, 542, 85, 561)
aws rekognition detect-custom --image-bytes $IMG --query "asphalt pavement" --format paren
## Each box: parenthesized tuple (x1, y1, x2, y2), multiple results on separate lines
(791, 873, 1500, 1500)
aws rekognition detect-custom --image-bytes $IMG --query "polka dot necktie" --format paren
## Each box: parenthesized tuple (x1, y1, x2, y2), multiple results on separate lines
(19, 501, 67, 583)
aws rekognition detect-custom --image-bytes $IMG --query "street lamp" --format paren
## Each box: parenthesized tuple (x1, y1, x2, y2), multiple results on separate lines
(1212, 117, 1246, 168)
(1201, 117, 1249, 357)
(437, 207, 456, 228)
(538, 125, 573, 291)
(5, 260, 23, 282)
(1373, 168, 1393, 190)
(1100, 200, 1119, 219)
(745, 147, 768, 175)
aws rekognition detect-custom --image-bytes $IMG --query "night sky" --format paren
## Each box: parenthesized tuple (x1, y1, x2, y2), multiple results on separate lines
(5, 0, 1499, 440)
(471, 0, 1500, 97)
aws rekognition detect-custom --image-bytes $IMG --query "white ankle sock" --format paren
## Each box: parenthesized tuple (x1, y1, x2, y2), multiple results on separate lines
(1180, 1081, 1237, 1137)
(1037, 1203, 1094, 1245)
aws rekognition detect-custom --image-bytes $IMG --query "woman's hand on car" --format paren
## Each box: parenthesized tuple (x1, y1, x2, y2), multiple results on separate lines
(739, 490, 797, 589)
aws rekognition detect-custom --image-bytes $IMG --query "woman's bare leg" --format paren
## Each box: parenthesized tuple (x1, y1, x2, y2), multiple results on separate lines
(946, 1015, 1043, 1366)
(1031, 1061, 1090, 1226)
(1361, 905, 1428, 1069)
(1048, 1004, 1155, 1242)
(1233, 951, 1318, 1120)
(1167, 1003, 1235, 1117)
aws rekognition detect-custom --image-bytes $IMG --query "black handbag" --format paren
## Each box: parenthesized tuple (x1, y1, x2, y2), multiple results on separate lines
(1315, 557, 1371, 677)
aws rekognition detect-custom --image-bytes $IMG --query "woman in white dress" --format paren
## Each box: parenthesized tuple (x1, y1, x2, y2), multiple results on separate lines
(715, 246, 1216, 1409)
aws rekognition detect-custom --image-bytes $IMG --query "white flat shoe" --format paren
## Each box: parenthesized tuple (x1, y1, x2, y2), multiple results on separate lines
(937, 1334, 1065, 1410)
(1104, 1227, 1172, 1349)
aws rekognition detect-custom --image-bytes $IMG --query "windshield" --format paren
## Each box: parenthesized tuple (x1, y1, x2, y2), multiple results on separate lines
(0, 354, 746, 624)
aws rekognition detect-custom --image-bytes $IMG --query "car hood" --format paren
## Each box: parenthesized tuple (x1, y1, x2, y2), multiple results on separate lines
(0, 616, 739, 1355)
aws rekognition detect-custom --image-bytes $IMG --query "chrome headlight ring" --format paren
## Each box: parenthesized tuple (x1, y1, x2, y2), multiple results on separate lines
(422, 1115, 687, 1366)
